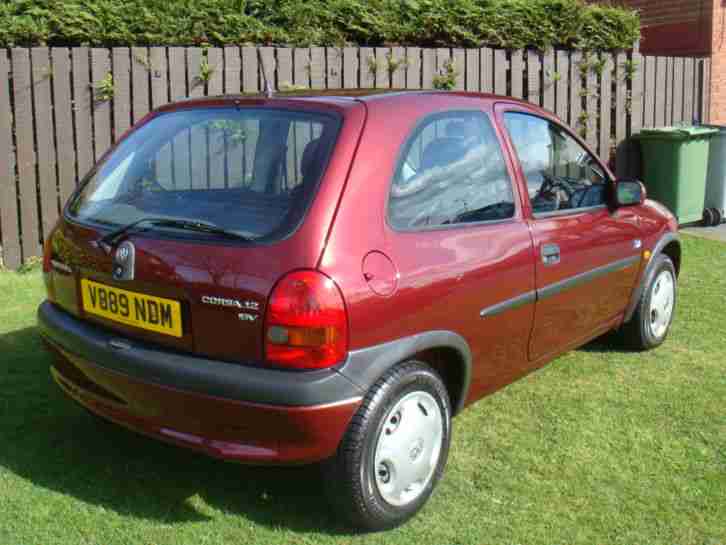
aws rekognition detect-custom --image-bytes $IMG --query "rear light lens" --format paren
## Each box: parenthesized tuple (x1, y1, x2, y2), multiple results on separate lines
(265, 270, 348, 369)
(42, 231, 56, 301)
(42, 232, 53, 273)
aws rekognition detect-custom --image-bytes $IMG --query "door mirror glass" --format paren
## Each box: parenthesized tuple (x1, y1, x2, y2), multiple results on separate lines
(615, 179, 646, 207)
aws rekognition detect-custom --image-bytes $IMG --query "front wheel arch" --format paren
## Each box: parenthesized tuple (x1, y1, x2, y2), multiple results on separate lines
(623, 232, 680, 324)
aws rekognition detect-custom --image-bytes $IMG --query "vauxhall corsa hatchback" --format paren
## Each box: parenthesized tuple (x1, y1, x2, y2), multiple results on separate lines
(38, 91, 680, 530)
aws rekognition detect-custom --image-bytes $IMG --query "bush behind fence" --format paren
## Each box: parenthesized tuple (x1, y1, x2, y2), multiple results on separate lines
(0, 44, 710, 269)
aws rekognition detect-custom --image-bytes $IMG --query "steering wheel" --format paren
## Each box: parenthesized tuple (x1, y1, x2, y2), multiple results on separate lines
(535, 172, 575, 211)
(539, 172, 575, 198)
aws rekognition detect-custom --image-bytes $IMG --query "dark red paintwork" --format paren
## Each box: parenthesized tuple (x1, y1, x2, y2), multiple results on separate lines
(42, 91, 678, 464)
(45, 338, 360, 463)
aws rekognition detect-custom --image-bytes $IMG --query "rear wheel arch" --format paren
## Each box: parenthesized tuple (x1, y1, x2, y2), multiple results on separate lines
(413, 347, 468, 415)
(339, 331, 472, 416)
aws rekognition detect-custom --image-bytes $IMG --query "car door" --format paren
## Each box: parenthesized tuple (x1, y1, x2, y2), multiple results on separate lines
(496, 104, 643, 362)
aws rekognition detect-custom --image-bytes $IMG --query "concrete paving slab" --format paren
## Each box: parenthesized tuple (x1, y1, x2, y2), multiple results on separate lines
(681, 222, 726, 242)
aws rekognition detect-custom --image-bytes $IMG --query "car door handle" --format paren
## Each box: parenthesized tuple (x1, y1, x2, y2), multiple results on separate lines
(541, 243, 561, 266)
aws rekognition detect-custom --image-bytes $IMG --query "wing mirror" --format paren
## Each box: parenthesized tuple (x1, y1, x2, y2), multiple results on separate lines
(613, 179, 647, 207)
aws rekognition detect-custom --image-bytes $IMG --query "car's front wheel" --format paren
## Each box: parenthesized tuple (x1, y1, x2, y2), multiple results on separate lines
(622, 254, 677, 350)
(324, 361, 451, 531)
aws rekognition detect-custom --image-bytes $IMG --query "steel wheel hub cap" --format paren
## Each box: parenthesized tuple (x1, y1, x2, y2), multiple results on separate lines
(374, 391, 443, 507)
(649, 270, 674, 339)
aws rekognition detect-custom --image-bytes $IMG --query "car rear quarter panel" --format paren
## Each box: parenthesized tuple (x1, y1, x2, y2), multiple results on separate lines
(320, 94, 539, 402)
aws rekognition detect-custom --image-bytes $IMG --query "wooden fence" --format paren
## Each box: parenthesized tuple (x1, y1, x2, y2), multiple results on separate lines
(0, 44, 711, 269)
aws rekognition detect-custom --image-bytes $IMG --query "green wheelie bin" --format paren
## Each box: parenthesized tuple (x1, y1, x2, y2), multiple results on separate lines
(635, 126, 717, 225)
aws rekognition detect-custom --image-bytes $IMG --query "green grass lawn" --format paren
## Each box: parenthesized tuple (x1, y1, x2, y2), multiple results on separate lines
(1, 235, 724, 545)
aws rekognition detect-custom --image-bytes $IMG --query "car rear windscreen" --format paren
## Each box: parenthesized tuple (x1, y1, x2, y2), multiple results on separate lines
(67, 107, 341, 242)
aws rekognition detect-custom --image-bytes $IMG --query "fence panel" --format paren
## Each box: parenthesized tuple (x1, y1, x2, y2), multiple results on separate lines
(511, 51, 524, 99)
(360, 47, 374, 89)
(72, 48, 93, 182)
(599, 54, 614, 162)
(0, 45, 711, 268)
(373, 47, 389, 89)
(131, 47, 150, 122)
(655, 56, 667, 127)
(51, 48, 76, 206)
(481, 48, 493, 93)
(465, 49, 479, 92)
(555, 51, 569, 122)
(12, 48, 40, 260)
(422, 49, 435, 89)
(150, 47, 169, 108)
(91, 48, 112, 160)
(702, 58, 711, 122)
(643, 56, 656, 128)
(0, 50, 20, 268)
(243, 46, 260, 92)
(527, 50, 541, 106)
(543, 50, 555, 112)
(31, 48, 58, 238)
(570, 51, 583, 132)
(665, 57, 674, 126)
(327, 48, 342, 89)
(494, 49, 506, 95)
(224, 47, 242, 93)
(614, 52, 628, 150)
(343, 47, 358, 89)
(453, 49, 465, 91)
(683, 58, 695, 123)
(113, 48, 131, 139)
(207, 48, 223, 96)
(585, 59, 598, 153)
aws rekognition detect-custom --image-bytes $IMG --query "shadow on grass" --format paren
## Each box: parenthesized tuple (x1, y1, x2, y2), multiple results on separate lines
(0, 326, 348, 534)
(577, 330, 634, 355)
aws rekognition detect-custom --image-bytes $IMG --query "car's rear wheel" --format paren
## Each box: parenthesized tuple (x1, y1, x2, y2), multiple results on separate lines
(621, 254, 677, 350)
(323, 361, 451, 531)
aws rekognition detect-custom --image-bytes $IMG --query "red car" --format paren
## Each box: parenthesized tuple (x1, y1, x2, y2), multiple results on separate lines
(38, 91, 680, 530)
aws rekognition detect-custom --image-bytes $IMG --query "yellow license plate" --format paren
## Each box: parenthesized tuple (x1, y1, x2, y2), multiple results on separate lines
(80, 279, 183, 338)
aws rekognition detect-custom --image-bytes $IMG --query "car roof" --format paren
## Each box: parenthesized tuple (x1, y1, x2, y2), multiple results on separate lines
(155, 89, 541, 113)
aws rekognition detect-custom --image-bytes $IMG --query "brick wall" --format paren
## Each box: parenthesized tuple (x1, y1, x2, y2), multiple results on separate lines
(710, 0, 726, 122)
(623, 0, 706, 26)
(613, 0, 712, 55)
(599, 0, 726, 122)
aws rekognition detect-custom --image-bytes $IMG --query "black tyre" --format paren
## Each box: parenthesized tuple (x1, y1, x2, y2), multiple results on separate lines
(621, 254, 677, 350)
(323, 361, 451, 531)
(703, 208, 715, 227)
(713, 208, 723, 226)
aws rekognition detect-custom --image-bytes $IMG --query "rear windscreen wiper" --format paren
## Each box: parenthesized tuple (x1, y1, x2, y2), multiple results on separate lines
(99, 217, 252, 248)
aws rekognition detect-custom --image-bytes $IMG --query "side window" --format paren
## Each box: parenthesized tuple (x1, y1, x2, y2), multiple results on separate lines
(503, 112, 608, 215)
(388, 111, 515, 230)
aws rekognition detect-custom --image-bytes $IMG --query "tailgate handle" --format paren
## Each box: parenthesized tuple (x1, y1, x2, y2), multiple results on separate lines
(541, 243, 561, 266)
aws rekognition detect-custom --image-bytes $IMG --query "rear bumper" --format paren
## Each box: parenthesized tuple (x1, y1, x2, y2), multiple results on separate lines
(38, 301, 362, 464)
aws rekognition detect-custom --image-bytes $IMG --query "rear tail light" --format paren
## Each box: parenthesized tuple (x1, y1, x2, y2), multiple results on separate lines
(42, 233, 53, 273)
(42, 231, 56, 301)
(265, 270, 348, 369)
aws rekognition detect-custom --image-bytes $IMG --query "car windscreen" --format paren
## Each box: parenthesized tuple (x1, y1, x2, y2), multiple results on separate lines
(67, 107, 340, 242)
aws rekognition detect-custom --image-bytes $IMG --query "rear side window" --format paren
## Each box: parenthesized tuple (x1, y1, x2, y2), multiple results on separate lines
(388, 111, 515, 230)
(68, 108, 339, 242)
